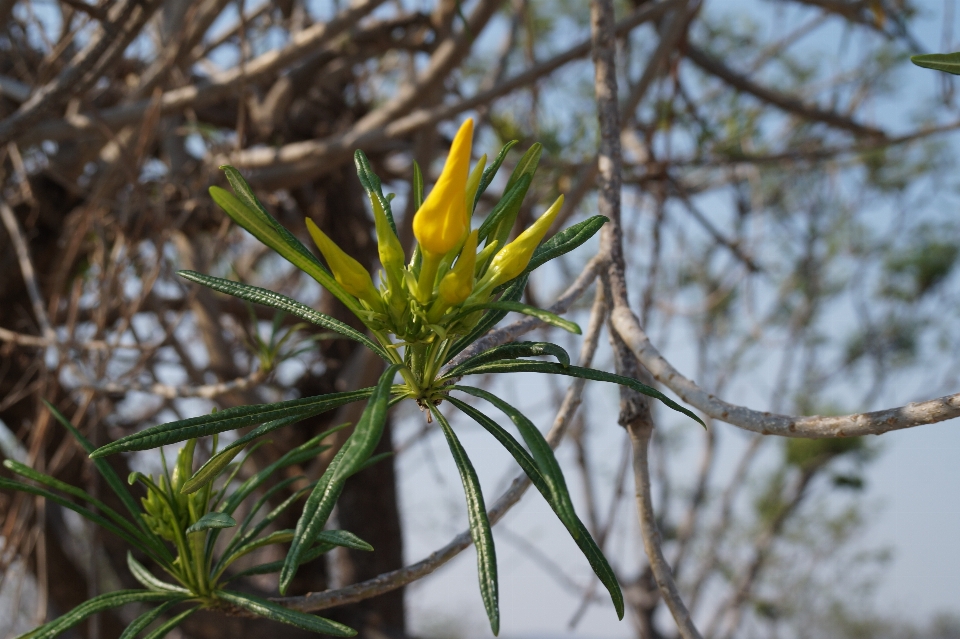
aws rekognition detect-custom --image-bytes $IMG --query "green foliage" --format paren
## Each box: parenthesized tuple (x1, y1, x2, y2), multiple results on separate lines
(754, 470, 789, 524)
(882, 233, 959, 301)
(785, 437, 865, 471)
(73, 134, 705, 635)
(911, 52, 960, 75)
(5, 405, 368, 638)
(844, 318, 919, 368)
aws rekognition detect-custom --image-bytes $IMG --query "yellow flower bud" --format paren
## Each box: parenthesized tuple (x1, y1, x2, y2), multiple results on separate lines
(306, 218, 383, 310)
(439, 230, 478, 306)
(483, 194, 564, 288)
(371, 196, 405, 276)
(413, 118, 474, 256)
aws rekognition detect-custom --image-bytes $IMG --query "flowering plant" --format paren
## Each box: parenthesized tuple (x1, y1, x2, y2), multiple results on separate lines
(2, 405, 363, 638)
(15, 119, 702, 637)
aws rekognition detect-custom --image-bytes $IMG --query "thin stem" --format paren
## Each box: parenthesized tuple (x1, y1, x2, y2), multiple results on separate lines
(628, 418, 703, 639)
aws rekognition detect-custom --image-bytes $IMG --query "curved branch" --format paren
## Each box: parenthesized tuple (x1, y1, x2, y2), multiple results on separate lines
(610, 305, 960, 437)
(684, 45, 886, 138)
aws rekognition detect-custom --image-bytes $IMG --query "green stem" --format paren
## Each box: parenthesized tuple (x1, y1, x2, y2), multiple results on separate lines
(373, 330, 404, 365)
(422, 338, 453, 391)
(398, 366, 421, 395)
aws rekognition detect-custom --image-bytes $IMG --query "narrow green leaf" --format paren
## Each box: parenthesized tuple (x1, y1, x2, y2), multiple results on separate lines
(220, 167, 321, 269)
(215, 530, 295, 578)
(210, 170, 356, 311)
(280, 365, 399, 594)
(177, 271, 390, 361)
(911, 52, 960, 75)
(477, 174, 532, 244)
(237, 476, 302, 534)
(225, 529, 371, 577)
(119, 600, 189, 639)
(43, 402, 170, 561)
(229, 541, 336, 579)
(486, 143, 541, 252)
(450, 301, 580, 335)
(208, 419, 343, 495)
(126, 553, 189, 595)
(445, 397, 548, 495)
(354, 150, 398, 236)
(214, 590, 356, 636)
(456, 361, 705, 427)
(429, 406, 499, 636)
(91, 388, 374, 457)
(447, 275, 528, 362)
(412, 160, 424, 210)
(316, 529, 374, 552)
(217, 482, 316, 575)
(220, 437, 328, 518)
(445, 341, 570, 378)
(140, 607, 197, 639)
(525, 215, 607, 274)
(186, 512, 236, 534)
(474, 140, 518, 211)
(355, 450, 392, 473)
(0, 478, 152, 555)
(454, 386, 624, 619)
(24, 590, 172, 639)
(3, 460, 143, 541)
(180, 445, 243, 495)
(329, 365, 401, 484)
(503, 142, 542, 194)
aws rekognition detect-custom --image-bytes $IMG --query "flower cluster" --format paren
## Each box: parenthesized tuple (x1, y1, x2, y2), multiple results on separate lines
(305, 120, 561, 388)
(302, 118, 564, 403)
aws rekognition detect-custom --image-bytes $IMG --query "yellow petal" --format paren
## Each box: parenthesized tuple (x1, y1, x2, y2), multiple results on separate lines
(484, 194, 563, 287)
(439, 230, 478, 306)
(413, 118, 474, 256)
(305, 218, 381, 308)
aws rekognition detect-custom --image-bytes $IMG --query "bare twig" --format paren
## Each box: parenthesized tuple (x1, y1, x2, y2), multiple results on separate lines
(628, 417, 704, 639)
(610, 305, 960, 437)
(685, 434, 763, 613)
(72, 371, 266, 400)
(14, 0, 388, 146)
(0, 0, 162, 145)
(220, 1, 682, 186)
(0, 203, 54, 341)
(684, 45, 886, 139)
(591, 0, 704, 635)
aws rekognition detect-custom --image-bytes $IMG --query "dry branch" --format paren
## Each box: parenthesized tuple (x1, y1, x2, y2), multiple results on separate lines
(611, 305, 960, 437)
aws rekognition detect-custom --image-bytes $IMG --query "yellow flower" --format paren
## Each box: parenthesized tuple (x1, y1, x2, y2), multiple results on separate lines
(438, 230, 478, 306)
(305, 218, 383, 309)
(482, 194, 564, 288)
(413, 118, 474, 256)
